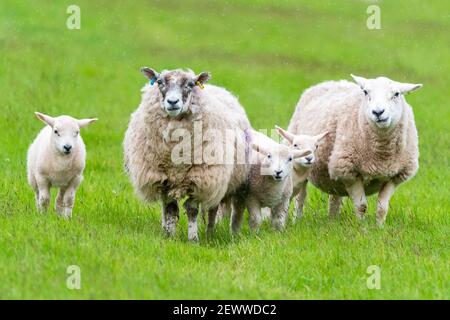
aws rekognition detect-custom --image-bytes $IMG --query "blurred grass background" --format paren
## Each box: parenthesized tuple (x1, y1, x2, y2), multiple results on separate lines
(0, 0, 448, 299)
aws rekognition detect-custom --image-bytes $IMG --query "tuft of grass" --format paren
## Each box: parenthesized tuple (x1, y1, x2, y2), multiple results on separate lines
(0, 0, 448, 299)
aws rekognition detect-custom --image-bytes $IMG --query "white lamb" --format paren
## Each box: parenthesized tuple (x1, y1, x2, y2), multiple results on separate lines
(275, 126, 329, 222)
(124, 68, 251, 241)
(287, 75, 421, 224)
(27, 112, 97, 218)
(231, 130, 311, 232)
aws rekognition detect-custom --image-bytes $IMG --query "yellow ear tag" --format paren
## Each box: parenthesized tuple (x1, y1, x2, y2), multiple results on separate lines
(195, 81, 204, 89)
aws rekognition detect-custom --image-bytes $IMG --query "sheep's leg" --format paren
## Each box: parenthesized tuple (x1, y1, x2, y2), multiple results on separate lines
(162, 198, 179, 238)
(55, 187, 67, 215)
(246, 197, 262, 230)
(36, 176, 50, 212)
(230, 198, 245, 234)
(207, 206, 218, 236)
(272, 197, 290, 231)
(345, 180, 367, 219)
(376, 181, 396, 225)
(183, 199, 199, 242)
(217, 198, 232, 222)
(293, 180, 308, 223)
(329, 194, 342, 217)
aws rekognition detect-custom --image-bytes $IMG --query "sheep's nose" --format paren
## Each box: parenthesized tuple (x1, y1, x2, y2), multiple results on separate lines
(372, 109, 385, 117)
(167, 99, 179, 106)
(305, 156, 313, 162)
(63, 145, 72, 152)
(275, 170, 283, 176)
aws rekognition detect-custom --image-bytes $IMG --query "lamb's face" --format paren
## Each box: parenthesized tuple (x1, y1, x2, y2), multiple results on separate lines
(351, 75, 422, 129)
(34, 112, 97, 156)
(253, 143, 311, 181)
(290, 135, 320, 168)
(275, 126, 329, 168)
(140, 68, 211, 118)
(51, 117, 81, 155)
(260, 146, 294, 181)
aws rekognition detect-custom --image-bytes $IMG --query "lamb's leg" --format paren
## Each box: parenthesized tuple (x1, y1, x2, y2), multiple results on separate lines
(60, 176, 82, 219)
(36, 176, 50, 212)
(55, 187, 67, 215)
(246, 197, 262, 230)
(272, 197, 290, 231)
(162, 197, 179, 238)
(218, 198, 232, 221)
(207, 206, 218, 236)
(230, 198, 245, 234)
(345, 180, 367, 219)
(376, 181, 396, 225)
(293, 180, 308, 223)
(329, 194, 342, 217)
(183, 199, 199, 242)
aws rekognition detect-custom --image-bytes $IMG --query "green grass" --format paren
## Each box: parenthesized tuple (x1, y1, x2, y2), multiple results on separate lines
(0, 0, 449, 299)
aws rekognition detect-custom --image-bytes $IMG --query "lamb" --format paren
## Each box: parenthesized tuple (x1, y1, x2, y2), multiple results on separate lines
(275, 126, 329, 222)
(287, 75, 422, 224)
(123, 68, 251, 241)
(27, 112, 97, 218)
(230, 130, 311, 232)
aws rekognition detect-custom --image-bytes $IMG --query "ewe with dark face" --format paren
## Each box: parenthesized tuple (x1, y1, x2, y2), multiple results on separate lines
(141, 67, 211, 117)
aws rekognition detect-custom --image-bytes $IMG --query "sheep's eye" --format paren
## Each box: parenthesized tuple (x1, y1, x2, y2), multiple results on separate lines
(75, 131, 79, 136)
(315, 145, 319, 150)
(157, 79, 163, 85)
(293, 144, 298, 148)
(288, 156, 293, 162)
(267, 154, 272, 159)
(363, 89, 369, 96)
(187, 81, 195, 88)
(393, 92, 400, 99)
(54, 129, 59, 135)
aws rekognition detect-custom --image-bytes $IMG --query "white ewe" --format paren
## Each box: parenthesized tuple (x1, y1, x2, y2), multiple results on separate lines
(124, 68, 251, 241)
(287, 75, 421, 224)
(27, 112, 97, 218)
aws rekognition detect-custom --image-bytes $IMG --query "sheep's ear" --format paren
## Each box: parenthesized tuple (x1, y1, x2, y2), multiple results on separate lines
(275, 125, 295, 144)
(293, 149, 311, 159)
(78, 118, 98, 128)
(35, 112, 55, 127)
(350, 74, 368, 88)
(141, 67, 159, 80)
(395, 82, 423, 95)
(314, 131, 330, 142)
(194, 71, 211, 85)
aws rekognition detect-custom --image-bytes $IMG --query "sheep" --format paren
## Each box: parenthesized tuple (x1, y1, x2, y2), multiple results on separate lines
(275, 126, 329, 222)
(287, 75, 422, 224)
(230, 130, 311, 232)
(27, 112, 97, 218)
(123, 68, 251, 241)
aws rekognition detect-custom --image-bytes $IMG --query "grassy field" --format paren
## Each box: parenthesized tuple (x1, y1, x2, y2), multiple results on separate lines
(0, 0, 449, 299)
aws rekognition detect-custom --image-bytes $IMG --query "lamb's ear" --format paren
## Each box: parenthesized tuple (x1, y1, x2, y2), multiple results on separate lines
(275, 125, 295, 144)
(78, 118, 98, 128)
(140, 67, 159, 80)
(194, 71, 211, 85)
(35, 112, 55, 127)
(395, 82, 423, 95)
(350, 74, 368, 88)
(293, 149, 311, 159)
(314, 131, 330, 142)
(251, 142, 270, 156)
